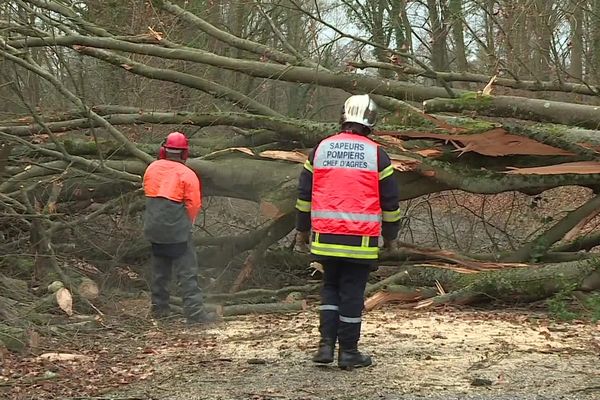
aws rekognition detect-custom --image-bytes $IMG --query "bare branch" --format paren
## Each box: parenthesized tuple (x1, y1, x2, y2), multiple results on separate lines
(350, 60, 600, 96)
(0, 40, 153, 164)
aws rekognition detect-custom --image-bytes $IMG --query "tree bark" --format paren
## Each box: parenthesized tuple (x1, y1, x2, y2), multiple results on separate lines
(350, 61, 600, 96)
(569, 0, 584, 81)
(449, 0, 468, 73)
(416, 257, 600, 307)
(427, 0, 449, 71)
(423, 94, 600, 130)
(503, 194, 600, 262)
(217, 301, 307, 317)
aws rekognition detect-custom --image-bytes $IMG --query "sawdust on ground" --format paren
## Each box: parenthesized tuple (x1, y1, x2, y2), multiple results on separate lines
(113, 307, 600, 400)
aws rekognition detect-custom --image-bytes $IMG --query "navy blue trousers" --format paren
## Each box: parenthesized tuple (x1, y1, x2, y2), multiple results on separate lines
(318, 258, 371, 349)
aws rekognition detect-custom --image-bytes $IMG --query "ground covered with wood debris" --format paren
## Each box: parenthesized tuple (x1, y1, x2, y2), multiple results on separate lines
(2, 304, 599, 400)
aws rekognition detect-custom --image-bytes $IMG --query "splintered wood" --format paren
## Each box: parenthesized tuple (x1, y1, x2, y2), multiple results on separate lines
(222, 126, 600, 176)
(366, 245, 532, 311)
(376, 128, 574, 157)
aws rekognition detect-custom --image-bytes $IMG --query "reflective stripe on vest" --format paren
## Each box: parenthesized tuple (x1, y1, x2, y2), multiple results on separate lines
(311, 132, 382, 237)
(310, 232, 379, 260)
(311, 211, 381, 223)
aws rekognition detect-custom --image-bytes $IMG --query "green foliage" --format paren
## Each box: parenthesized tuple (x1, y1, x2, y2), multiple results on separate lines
(0, 255, 33, 278)
(547, 284, 600, 322)
(547, 285, 578, 321)
(585, 293, 600, 322)
(528, 238, 551, 263)
(455, 91, 493, 110)
(453, 120, 497, 133)
(381, 110, 435, 128)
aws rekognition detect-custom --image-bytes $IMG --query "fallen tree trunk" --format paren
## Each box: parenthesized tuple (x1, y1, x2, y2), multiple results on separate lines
(229, 213, 295, 292)
(412, 258, 600, 307)
(14, 34, 600, 128)
(217, 300, 307, 316)
(423, 94, 600, 130)
(350, 60, 600, 97)
(205, 284, 320, 304)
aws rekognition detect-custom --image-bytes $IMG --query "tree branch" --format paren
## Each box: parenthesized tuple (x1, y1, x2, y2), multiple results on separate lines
(0, 130, 140, 183)
(72, 46, 283, 117)
(350, 60, 600, 96)
(0, 110, 329, 142)
(0, 41, 153, 164)
(7, 34, 456, 102)
(423, 94, 600, 130)
(154, 0, 321, 68)
(503, 194, 600, 262)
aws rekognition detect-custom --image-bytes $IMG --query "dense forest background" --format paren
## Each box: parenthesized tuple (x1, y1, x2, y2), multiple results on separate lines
(1, 0, 600, 342)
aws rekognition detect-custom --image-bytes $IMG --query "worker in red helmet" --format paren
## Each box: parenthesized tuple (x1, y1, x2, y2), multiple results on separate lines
(142, 132, 216, 325)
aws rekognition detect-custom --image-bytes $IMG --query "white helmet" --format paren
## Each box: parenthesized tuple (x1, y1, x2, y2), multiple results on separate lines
(341, 94, 378, 128)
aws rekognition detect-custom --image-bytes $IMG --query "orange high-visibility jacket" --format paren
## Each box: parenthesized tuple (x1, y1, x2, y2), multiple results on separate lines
(143, 159, 201, 222)
(311, 132, 381, 237)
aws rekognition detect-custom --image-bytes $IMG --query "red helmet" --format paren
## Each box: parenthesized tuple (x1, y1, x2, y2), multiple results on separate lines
(159, 132, 189, 160)
(165, 131, 189, 149)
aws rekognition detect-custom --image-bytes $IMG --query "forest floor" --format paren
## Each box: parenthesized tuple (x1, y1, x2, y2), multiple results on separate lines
(2, 302, 600, 400)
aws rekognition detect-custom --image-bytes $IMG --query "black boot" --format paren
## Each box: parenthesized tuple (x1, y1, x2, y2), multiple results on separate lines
(312, 338, 335, 364)
(186, 310, 219, 326)
(150, 305, 171, 319)
(338, 347, 372, 370)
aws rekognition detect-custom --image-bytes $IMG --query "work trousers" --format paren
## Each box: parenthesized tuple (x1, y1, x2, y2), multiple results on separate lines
(150, 241, 204, 319)
(318, 258, 371, 349)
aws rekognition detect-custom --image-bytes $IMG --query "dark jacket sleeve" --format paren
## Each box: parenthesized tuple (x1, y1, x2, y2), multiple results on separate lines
(377, 148, 401, 240)
(295, 149, 315, 232)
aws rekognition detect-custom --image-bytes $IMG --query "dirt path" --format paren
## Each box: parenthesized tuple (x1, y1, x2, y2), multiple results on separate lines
(4, 307, 599, 400)
(121, 308, 599, 400)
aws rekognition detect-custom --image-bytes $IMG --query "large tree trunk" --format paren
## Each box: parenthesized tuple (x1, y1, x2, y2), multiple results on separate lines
(367, 258, 600, 309)
(423, 94, 600, 129)
(427, 0, 449, 71)
(449, 0, 468, 73)
(569, 0, 584, 81)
